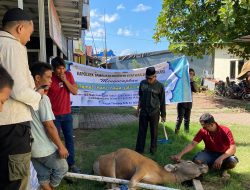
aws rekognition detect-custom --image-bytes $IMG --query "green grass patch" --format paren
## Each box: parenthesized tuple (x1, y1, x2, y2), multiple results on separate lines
(58, 121, 250, 190)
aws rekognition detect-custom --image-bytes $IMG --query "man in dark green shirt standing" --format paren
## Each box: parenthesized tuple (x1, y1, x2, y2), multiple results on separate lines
(135, 67, 166, 155)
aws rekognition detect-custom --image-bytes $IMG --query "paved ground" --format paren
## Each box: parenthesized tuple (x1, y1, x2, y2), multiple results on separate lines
(75, 93, 250, 129)
(79, 113, 137, 129)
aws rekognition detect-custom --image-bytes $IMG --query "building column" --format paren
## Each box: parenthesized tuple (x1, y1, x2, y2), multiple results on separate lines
(236, 60, 239, 77)
(53, 44, 57, 57)
(18, 0, 23, 9)
(38, 0, 47, 62)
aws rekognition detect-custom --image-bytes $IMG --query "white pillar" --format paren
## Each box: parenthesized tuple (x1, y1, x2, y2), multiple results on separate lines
(18, 0, 23, 9)
(38, 0, 47, 62)
(53, 44, 57, 57)
(60, 52, 63, 58)
(235, 60, 239, 78)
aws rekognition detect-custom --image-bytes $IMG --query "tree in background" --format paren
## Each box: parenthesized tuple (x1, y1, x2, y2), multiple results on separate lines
(153, 0, 250, 59)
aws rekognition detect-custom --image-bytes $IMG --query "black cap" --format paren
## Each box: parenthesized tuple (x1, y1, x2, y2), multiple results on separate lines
(2, 8, 32, 27)
(199, 113, 215, 124)
(146, 67, 156, 77)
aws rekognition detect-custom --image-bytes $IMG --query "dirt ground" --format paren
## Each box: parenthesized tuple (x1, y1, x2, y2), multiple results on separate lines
(166, 93, 250, 126)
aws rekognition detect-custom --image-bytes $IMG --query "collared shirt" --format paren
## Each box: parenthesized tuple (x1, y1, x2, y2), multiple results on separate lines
(193, 124, 235, 153)
(47, 72, 75, 116)
(0, 31, 41, 125)
(139, 79, 166, 117)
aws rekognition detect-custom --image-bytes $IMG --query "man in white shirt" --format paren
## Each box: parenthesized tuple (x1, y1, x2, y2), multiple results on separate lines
(0, 8, 43, 190)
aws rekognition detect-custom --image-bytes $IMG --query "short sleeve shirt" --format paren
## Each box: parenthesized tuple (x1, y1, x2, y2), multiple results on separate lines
(47, 71, 75, 116)
(193, 124, 235, 153)
(30, 95, 57, 158)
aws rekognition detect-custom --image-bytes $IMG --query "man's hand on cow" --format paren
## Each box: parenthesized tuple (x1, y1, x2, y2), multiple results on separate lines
(213, 157, 224, 169)
(170, 154, 181, 163)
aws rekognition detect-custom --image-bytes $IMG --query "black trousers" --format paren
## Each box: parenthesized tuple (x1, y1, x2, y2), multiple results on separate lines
(175, 103, 192, 131)
(135, 112, 159, 154)
(0, 122, 31, 190)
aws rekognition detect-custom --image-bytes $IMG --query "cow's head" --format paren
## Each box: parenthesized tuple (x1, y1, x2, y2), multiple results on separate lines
(164, 160, 208, 182)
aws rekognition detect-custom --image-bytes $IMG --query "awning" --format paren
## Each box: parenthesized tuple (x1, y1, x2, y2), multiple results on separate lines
(0, 0, 87, 39)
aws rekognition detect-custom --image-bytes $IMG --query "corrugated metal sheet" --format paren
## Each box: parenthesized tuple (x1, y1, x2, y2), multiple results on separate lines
(0, 0, 85, 39)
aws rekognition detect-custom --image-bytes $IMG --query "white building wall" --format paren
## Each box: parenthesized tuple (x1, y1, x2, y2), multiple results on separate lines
(214, 48, 242, 81)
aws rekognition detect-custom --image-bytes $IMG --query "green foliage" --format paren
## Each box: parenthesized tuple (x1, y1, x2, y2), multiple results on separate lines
(154, 0, 250, 59)
(194, 75, 202, 90)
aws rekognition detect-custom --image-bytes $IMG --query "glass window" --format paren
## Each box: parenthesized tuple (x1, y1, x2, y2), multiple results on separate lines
(238, 60, 244, 74)
(230, 61, 236, 79)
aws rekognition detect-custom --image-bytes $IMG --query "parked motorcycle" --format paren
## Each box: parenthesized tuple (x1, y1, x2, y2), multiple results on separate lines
(224, 80, 250, 100)
(214, 80, 226, 96)
(240, 81, 250, 101)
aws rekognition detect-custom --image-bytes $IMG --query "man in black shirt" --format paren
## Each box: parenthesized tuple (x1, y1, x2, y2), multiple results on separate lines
(175, 68, 197, 134)
(135, 67, 166, 155)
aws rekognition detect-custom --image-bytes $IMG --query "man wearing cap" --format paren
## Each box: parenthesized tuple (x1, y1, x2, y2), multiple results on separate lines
(0, 8, 43, 189)
(135, 66, 166, 155)
(171, 113, 238, 177)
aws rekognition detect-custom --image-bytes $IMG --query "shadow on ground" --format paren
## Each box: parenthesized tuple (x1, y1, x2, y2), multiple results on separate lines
(211, 95, 250, 112)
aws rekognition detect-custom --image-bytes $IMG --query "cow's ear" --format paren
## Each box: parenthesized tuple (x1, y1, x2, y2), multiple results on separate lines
(164, 164, 177, 172)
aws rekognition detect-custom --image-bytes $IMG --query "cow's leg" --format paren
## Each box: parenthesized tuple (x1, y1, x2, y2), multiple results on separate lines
(128, 168, 145, 190)
(97, 153, 118, 189)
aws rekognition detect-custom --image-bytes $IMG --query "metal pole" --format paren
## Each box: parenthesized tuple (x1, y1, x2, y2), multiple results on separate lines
(18, 0, 23, 9)
(53, 44, 57, 57)
(65, 172, 178, 190)
(104, 9, 108, 69)
(38, 0, 47, 62)
(67, 38, 69, 60)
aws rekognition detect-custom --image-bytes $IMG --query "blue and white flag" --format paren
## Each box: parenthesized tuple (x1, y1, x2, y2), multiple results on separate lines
(69, 56, 191, 106)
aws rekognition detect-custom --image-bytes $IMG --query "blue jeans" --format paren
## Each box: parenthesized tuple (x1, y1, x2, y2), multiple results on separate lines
(32, 151, 68, 187)
(54, 114, 75, 166)
(193, 150, 239, 169)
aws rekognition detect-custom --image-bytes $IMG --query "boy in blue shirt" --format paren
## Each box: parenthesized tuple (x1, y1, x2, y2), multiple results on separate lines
(30, 62, 68, 190)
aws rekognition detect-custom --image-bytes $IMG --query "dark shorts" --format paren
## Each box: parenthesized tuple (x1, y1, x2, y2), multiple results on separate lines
(0, 122, 32, 190)
(193, 150, 239, 169)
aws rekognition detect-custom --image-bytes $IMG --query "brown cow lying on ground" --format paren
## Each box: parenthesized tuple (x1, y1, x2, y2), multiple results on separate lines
(93, 148, 208, 189)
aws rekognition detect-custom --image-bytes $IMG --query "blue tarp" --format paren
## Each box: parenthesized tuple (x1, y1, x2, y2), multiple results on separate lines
(95, 50, 115, 57)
